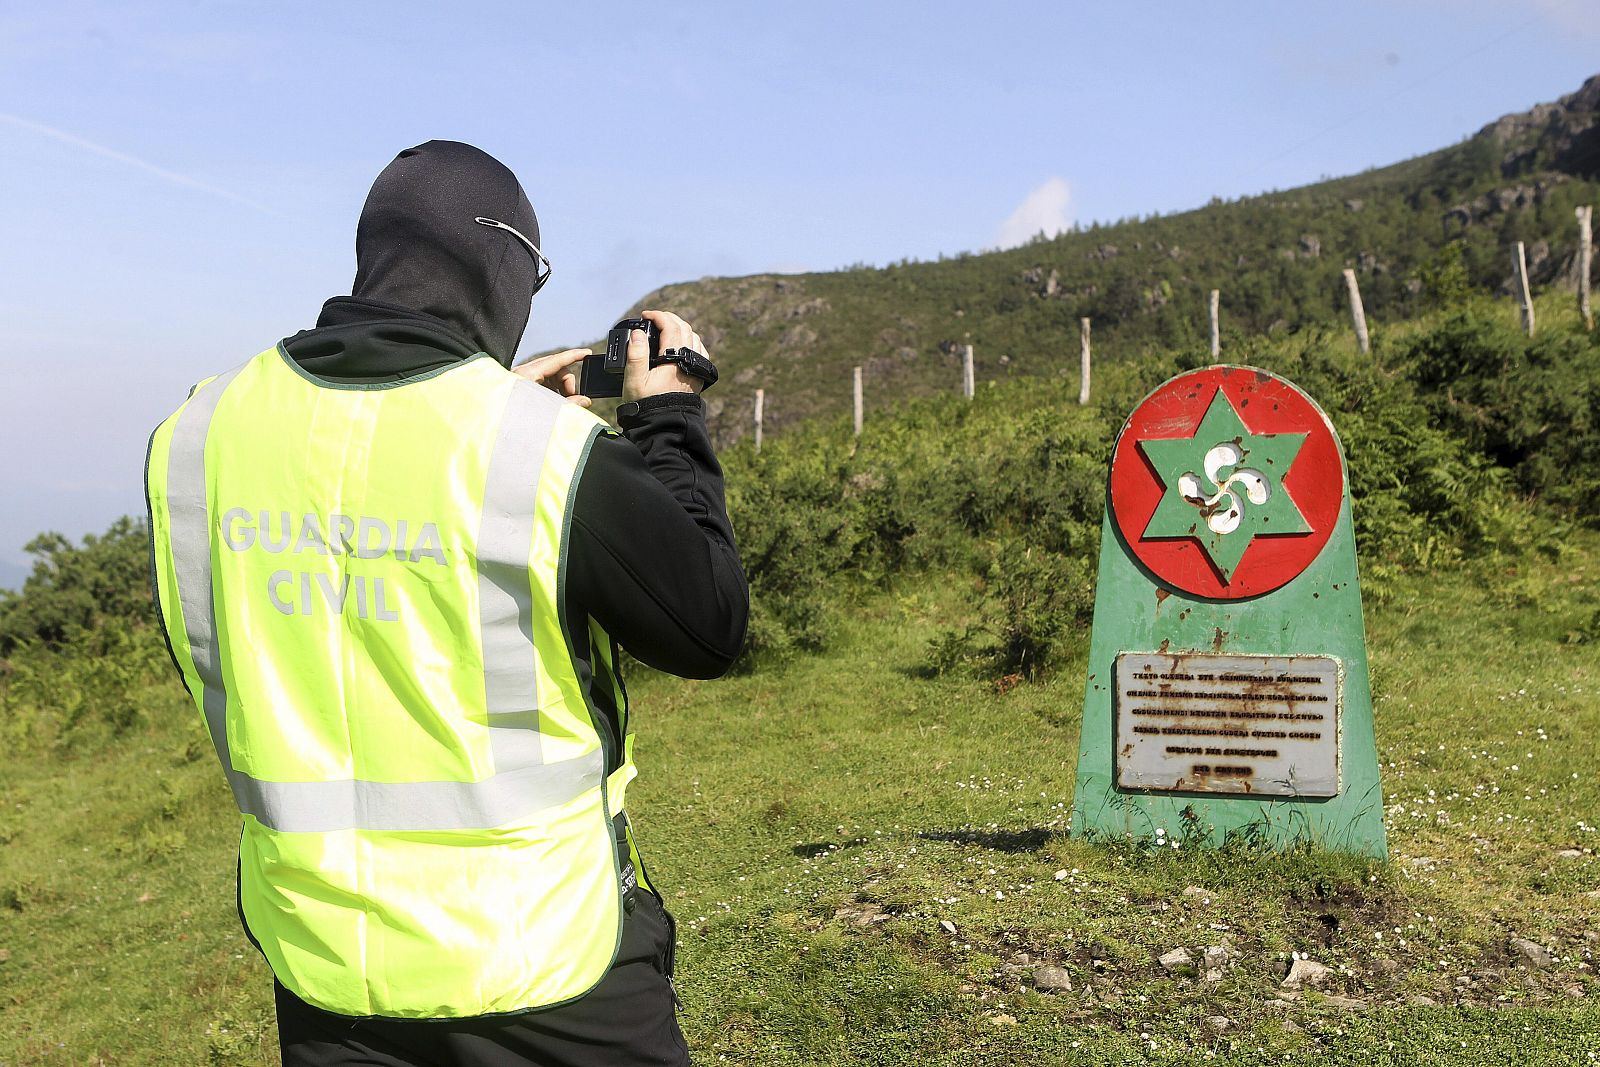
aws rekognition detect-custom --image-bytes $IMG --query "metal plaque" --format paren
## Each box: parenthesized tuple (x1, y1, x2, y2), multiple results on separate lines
(1114, 652, 1341, 797)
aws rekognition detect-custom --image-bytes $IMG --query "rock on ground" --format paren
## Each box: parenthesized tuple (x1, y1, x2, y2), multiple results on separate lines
(1202, 942, 1237, 982)
(1510, 937, 1553, 969)
(1032, 965, 1072, 993)
(1159, 947, 1196, 974)
(1317, 994, 1368, 1011)
(1282, 958, 1332, 990)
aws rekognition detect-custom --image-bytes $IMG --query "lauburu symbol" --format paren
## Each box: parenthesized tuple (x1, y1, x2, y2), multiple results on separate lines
(1175, 442, 1270, 536)
(1138, 387, 1312, 581)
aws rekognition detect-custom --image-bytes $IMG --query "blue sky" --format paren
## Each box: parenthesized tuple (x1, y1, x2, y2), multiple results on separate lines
(0, 0, 1595, 588)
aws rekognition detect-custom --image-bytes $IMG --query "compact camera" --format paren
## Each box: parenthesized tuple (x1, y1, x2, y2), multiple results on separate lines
(579, 317, 718, 398)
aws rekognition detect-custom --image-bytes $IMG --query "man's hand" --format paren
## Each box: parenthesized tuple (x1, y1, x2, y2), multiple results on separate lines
(513, 348, 593, 406)
(624, 310, 708, 402)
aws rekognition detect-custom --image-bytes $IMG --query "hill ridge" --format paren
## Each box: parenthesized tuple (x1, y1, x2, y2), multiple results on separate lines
(612, 74, 1599, 443)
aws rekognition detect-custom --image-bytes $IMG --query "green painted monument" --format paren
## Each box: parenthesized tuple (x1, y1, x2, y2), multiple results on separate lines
(1070, 366, 1386, 858)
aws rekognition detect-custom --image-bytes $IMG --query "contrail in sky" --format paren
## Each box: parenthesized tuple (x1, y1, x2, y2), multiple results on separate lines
(0, 111, 282, 216)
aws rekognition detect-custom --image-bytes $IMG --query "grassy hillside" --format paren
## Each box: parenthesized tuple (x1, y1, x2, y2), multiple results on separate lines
(658, 549, 1597, 1066)
(4, 75, 1600, 1062)
(716, 295, 1599, 669)
(3, 292, 1598, 1063)
(1, 519, 1597, 1065)
(613, 75, 1600, 444)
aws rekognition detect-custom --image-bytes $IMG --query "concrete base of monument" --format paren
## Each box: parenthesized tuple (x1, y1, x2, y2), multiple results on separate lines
(1070, 495, 1388, 859)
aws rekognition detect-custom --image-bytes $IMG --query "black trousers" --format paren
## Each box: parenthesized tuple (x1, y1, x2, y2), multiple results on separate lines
(275, 889, 688, 1067)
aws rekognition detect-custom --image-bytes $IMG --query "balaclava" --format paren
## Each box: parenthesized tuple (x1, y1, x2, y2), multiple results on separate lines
(348, 140, 540, 367)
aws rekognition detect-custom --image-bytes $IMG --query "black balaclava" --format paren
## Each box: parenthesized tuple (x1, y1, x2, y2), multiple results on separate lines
(346, 140, 540, 367)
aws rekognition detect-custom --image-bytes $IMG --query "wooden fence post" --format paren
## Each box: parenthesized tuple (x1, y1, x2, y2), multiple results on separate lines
(1078, 317, 1092, 405)
(1342, 268, 1370, 354)
(754, 388, 764, 453)
(1579, 205, 1594, 331)
(852, 366, 863, 436)
(1513, 241, 1536, 337)
(1209, 289, 1221, 358)
(962, 344, 975, 400)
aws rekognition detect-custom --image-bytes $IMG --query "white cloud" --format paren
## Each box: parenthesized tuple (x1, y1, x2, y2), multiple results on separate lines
(995, 177, 1072, 250)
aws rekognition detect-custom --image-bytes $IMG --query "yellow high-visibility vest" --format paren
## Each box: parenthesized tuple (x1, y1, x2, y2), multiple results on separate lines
(146, 345, 636, 1018)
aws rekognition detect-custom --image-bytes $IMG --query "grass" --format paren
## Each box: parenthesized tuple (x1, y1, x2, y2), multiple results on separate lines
(3, 529, 1597, 1064)
(641, 536, 1600, 1065)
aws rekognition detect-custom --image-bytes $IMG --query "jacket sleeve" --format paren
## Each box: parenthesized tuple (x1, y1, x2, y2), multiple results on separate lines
(565, 392, 748, 678)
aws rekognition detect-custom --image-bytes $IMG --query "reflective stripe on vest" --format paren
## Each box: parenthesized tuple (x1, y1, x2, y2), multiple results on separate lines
(146, 347, 627, 1018)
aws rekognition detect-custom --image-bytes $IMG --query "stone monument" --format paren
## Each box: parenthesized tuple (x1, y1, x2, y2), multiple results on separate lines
(1070, 366, 1386, 858)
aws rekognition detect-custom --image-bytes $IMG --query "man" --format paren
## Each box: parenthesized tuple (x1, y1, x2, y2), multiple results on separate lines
(145, 140, 747, 1066)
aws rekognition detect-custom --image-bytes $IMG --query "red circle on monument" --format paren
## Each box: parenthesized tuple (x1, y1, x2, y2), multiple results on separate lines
(1109, 366, 1345, 600)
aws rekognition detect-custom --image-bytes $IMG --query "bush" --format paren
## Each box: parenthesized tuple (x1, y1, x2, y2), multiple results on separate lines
(726, 305, 1597, 676)
(0, 516, 155, 654)
(0, 618, 172, 750)
(927, 539, 1095, 680)
(0, 518, 173, 751)
(725, 393, 1108, 672)
(1392, 308, 1600, 523)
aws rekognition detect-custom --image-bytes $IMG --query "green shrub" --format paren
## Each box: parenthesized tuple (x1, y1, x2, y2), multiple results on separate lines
(0, 516, 155, 654)
(726, 394, 1108, 671)
(0, 618, 172, 750)
(0, 519, 173, 751)
(1392, 308, 1600, 523)
(725, 306, 1597, 676)
(925, 539, 1095, 680)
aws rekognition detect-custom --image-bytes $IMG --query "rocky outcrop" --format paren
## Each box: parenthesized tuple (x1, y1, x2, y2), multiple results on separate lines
(1482, 72, 1600, 179)
(1020, 266, 1060, 297)
(1444, 175, 1569, 228)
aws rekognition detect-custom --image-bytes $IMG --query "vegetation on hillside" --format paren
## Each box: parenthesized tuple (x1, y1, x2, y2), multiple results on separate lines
(0, 518, 153, 655)
(3, 299, 1596, 749)
(625, 75, 1600, 443)
(0, 518, 170, 752)
(4, 526, 1597, 1064)
(724, 296, 1598, 675)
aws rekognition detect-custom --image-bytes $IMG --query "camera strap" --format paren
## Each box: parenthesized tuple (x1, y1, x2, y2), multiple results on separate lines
(657, 347, 718, 390)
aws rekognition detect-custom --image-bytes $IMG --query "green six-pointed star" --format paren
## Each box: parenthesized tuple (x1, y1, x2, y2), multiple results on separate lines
(1137, 388, 1310, 582)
